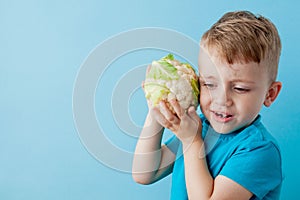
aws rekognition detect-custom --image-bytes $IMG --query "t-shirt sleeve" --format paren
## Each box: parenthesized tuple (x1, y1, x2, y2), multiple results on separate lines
(219, 140, 282, 199)
(164, 135, 180, 155)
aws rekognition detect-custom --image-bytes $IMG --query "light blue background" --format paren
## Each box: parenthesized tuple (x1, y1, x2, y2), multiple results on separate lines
(1, 0, 299, 199)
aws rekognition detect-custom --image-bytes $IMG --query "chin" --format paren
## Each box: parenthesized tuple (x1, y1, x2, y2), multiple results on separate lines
(209, 120, 243, 134)
(213, 128, 232, 134)
(209, 124, 230, 134)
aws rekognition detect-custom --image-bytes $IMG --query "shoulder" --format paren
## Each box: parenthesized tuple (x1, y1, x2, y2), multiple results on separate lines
(238, 116, 281, 157)
(219, 117, 283, 198)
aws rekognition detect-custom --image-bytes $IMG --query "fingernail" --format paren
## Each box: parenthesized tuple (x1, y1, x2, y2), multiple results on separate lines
(189, 106, 195, 112)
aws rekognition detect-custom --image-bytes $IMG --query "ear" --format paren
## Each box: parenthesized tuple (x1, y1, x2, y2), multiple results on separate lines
(264, 81, 282, 107)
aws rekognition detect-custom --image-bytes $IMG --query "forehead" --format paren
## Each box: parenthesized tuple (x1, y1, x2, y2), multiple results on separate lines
(198, 47, 267, 81)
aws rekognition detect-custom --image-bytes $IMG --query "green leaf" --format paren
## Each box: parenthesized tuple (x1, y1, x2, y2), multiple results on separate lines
(147, 60, 179, 80)
(162, 54, 174, 61)
(191, 78, 200, 97)
(144, 82, 169, 105)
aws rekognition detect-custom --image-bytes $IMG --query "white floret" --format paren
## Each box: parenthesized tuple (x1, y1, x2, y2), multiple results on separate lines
(167, 77, 194, 110)
(145, 55, 199, 111)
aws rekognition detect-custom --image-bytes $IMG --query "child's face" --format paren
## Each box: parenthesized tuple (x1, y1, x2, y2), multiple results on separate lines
(198, 47, 271, 134)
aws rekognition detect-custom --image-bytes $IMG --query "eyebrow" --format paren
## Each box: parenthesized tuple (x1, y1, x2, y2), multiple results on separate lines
(199, 76, 256, 84)
(199, 75, 216, 80)
(231, 79, 256, 84)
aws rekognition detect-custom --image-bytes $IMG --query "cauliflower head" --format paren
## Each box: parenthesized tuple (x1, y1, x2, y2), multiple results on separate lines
(144, 54, 199, 112)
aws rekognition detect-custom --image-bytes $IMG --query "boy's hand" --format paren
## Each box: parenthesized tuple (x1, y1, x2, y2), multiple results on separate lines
(152, 100, 202, 145)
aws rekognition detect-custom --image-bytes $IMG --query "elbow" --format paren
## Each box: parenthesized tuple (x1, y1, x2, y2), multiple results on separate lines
(132, 173, 153, 185)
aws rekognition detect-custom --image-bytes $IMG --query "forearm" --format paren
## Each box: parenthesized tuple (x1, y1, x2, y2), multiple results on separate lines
(132, 113, 164, 183)
(182, 137, 214, 199)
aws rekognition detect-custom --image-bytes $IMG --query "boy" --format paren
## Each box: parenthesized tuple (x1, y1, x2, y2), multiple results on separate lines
(132, 11, 283, 200)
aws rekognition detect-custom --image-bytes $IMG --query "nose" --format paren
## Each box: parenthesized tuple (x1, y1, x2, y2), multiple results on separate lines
(213, 86, 233, 107)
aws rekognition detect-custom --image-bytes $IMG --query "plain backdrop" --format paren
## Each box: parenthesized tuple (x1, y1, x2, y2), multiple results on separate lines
(1, 0, 299, 199)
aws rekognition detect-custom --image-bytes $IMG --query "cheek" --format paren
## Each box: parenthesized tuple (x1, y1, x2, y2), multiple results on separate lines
(235, 95, 262, 115)
(200, 89, 212, 107)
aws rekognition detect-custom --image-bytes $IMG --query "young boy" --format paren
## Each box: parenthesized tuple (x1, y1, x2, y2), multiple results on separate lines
(132, 11, 283, 200)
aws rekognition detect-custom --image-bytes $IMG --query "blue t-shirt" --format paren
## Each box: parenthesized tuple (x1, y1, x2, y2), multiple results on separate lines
(165, 115, 283, 200)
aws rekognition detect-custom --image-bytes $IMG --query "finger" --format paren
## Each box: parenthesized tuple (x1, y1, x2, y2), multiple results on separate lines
(141, 81, 145, 89)
(151, 106, 172, 128)
(170, 99, 185, 118)
(187, 106, 202, 130)
(159, 101, 179, 124)
(187, 106, 198, 119)
(146, 64, 151, 75)
(147, 100, 153, 108)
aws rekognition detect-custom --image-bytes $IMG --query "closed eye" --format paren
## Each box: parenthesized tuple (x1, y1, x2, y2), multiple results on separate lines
(200, 82, 216, 89)
(234, 87, 250, 93)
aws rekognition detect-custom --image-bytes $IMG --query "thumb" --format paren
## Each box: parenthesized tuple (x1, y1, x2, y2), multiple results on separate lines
(188, 106, 202, 133)
(141, 81, 145, 90)
(188, 106, 199, 121)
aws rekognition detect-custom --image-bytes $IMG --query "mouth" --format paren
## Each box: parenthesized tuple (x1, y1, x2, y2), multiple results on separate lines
(212, 111, 234, 122)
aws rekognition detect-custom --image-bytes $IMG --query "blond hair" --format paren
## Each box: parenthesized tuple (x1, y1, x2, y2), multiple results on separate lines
(201, 11, 281, 81)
